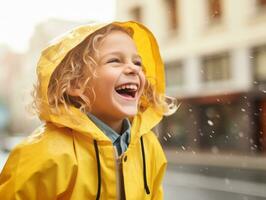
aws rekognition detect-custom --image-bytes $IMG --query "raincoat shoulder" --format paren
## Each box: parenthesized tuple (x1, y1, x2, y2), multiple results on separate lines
(0, 124, 77, 199)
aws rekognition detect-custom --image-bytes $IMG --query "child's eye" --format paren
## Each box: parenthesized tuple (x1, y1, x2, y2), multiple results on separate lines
(107, 58, 120, 63)
(134, 61, 142, 67)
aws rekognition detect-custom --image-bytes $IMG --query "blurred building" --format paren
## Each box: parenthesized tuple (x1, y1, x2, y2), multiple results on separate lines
(1, 19, 91, 135)
(116, 0, 266, 156)
(0, 45, 24, 134)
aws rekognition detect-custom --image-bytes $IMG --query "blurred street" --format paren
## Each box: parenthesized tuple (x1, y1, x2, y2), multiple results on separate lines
(164, 162, 266, 200)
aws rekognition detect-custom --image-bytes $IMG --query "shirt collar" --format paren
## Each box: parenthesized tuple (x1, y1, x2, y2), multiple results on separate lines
(87, 113, 131, 144)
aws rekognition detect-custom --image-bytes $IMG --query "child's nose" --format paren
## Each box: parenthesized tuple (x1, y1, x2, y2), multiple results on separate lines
(124, 63, 141, 75)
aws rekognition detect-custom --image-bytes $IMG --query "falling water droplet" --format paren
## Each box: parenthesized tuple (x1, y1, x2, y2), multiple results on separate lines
(207, 120, 214, 126)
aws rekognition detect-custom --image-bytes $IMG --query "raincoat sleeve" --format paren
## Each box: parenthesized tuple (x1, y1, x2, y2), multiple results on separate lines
(151, 161, 167, 200)
(148, 131, 167, 200)
(0, 130, 77, 200)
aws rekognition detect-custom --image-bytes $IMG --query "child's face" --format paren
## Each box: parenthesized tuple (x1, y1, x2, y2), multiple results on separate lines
(86, 30, 145, 121)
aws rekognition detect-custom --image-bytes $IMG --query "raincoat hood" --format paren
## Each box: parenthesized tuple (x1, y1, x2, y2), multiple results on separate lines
(37, 21, 165, 141)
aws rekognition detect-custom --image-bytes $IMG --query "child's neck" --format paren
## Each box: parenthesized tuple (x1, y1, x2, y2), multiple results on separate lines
(108, 120, 124, 134)
(92, 113, 124, 134)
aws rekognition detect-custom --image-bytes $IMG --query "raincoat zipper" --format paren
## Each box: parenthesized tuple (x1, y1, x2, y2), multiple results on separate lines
(114, 146, 124, 200)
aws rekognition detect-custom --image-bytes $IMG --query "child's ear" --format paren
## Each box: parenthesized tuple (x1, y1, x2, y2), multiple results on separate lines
(67, 88, 83, 97)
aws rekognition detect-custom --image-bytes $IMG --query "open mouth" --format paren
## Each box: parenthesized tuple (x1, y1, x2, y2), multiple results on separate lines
(115, 83, 138, 99)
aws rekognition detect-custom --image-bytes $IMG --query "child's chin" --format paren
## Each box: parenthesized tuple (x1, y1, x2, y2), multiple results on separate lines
(118, 107, 138, 117)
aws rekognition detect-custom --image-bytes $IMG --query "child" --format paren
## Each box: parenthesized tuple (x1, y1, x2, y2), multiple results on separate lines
(0, 21, 176, 199)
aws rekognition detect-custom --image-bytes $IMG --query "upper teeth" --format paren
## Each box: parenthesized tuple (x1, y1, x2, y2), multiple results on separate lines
(116, 84, 138, 91)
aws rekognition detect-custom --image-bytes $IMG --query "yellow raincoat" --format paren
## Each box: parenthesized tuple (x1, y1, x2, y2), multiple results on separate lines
(0, 21, 167, 200)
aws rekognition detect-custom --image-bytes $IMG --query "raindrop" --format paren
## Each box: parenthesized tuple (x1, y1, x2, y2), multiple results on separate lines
(211, 130, 215, 133)
(209, 135, 213, 138)
(167, 133, 172, 138)
(193, 138, 197, 142)
(243, 96, 247, 99)
(192, 151, 196, 155)
(189, 108, 193, 112)
(193, 121, 197, 125)
(234, 123, 238, 127)
(163, 136, 167, 141)
(207, 120, 214, 126)
(262, 90, 266, 94)
(238, 132, 244, 138)
(241, 108, 246, 112)
(253, 81, 258, 85)
(249, 56, 254, 59)
(163, 96, 181, 116)
(249, 139, 254, 144)
(250, 146, 256, 151)
(225, 178, 230, 184)
(211, 146, 219, 154)
(216, 98, 220, 102)
(181, 145, 186, 150)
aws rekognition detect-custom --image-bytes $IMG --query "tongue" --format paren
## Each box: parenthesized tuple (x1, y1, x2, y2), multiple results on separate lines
(118, 92, 133, 98)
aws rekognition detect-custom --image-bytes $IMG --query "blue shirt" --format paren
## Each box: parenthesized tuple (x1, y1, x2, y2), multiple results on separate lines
(87, 113, 131, 156)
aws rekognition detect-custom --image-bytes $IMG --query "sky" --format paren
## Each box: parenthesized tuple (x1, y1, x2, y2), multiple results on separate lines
(0, 0, 116, 53)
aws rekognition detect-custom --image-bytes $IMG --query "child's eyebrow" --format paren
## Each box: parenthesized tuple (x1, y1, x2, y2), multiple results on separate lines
(102, 51, 142, 60)
(134, 54, 142, 60)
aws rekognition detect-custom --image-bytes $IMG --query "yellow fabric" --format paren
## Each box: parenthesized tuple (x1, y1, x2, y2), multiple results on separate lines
(0, 21, 167, 200)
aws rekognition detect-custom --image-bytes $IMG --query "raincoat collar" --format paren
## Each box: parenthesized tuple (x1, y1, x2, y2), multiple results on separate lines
(87, 113, 131, 145)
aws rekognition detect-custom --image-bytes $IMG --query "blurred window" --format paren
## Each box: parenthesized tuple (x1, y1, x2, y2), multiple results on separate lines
(131, 6, 142, 22)
(253, 46, 266, 83)
(160, 97, 256, 154)
(208, 0, 222, 22)
(201, 53, 230, 82)
(165, 62, 184, 88)
(166, 0, 178, 31)
(198, 101, 252, 153)
(160, 103, 190, 149)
